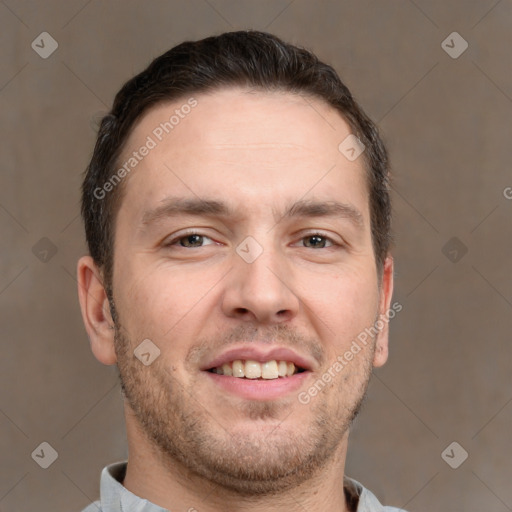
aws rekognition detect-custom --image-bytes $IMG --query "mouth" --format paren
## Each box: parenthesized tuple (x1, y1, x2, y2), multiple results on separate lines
(202, 347, 314, 401)
(207, 359, 307, 380)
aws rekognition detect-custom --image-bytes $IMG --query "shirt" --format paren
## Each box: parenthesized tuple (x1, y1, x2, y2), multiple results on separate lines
(81, 461, 407, 512)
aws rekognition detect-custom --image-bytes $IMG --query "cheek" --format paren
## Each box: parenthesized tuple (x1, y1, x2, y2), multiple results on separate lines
(114, 259, 220, 351)
(303, 267, 379, 353)
(115, 263, 165, 327)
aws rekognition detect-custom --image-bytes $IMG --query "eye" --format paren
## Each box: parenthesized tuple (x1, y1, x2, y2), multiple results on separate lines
(299, 233, 335, 249)
(166, 232, 215, 248)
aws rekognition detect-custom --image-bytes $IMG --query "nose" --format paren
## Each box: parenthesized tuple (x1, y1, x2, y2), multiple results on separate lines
(221, 242, 300, 325)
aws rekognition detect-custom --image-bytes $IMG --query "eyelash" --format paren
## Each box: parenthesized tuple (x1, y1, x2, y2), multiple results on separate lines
(164, 230, 339, 249)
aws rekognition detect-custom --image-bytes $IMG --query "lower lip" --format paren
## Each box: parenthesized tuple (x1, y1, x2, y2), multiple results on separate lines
(203, 371, 311, 400)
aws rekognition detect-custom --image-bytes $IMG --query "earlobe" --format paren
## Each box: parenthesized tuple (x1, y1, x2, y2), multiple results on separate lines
(77, 256, 117, 365)
(373, 255, 394, 368)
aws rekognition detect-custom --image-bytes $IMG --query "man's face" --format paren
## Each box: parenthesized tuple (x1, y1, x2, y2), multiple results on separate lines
(108, 88, 392, 493)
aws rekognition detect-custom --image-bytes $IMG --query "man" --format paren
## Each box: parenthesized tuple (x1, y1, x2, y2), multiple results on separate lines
(77, 30, 404, 512)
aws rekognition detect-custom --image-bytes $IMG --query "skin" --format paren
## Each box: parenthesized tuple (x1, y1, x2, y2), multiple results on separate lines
(77, 88, 394, 512)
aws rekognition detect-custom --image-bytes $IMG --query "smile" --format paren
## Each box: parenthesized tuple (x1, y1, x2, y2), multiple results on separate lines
(208, 359, 306, 379)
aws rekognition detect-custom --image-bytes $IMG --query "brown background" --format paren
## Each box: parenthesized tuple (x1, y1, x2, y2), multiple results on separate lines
(1, 1, 511, 511)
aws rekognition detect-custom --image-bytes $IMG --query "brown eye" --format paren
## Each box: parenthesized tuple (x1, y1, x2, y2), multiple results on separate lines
(166, 232, 215, 248)
(179, 234, 205, 247)
(302, 234, 332, 248)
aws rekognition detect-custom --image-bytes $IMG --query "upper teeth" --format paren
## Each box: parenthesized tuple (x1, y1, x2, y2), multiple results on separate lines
(212, 360, 298, 379)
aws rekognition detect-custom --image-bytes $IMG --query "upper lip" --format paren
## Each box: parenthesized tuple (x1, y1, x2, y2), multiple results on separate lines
(201, 344, 316, 372)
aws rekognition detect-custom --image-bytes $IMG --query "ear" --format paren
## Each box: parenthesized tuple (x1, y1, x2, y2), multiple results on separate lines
(77, 256, 117, 365)
(372, 255, 394, 368)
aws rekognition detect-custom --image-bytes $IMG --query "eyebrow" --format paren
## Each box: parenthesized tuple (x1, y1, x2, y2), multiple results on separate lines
(140, 197, 234, 227)
(140, 196, 364, 229)
(282, 199, 364, 227)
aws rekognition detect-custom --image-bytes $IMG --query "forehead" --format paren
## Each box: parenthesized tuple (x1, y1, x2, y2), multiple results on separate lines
(124, 88, 355, 153)
(117, 88, 369, 223)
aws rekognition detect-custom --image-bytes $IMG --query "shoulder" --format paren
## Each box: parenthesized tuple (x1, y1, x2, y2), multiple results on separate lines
(345, 476, 408, 512)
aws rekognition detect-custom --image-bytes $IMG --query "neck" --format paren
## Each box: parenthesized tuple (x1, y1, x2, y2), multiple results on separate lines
(122, 405, 351, 512)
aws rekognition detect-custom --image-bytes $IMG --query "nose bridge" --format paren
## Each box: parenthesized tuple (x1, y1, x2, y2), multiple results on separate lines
(241, 240, 283, 291)
(222, 234, 299, 323)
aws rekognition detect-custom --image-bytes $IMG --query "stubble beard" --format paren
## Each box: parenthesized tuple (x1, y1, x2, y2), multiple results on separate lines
(113, 319, 374, 496)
